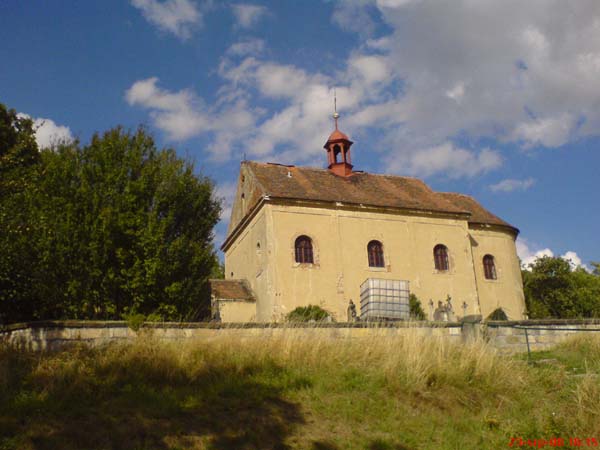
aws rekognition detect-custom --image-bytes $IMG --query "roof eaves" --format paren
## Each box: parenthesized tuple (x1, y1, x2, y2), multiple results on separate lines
(468, 221, 520, 236)
(268, 196, 472, 218)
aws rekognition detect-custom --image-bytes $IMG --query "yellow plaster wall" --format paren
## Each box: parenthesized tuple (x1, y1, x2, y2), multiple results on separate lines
(217, 301, 256, 322)
(224, 209, 269, 321)
(266, 204, 483, 321)
(469, 226, 526, 320)
(224, 202, 526, 322)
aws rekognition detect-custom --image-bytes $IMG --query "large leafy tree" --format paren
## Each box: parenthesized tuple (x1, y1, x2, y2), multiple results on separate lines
(0, 111, 221, 323)
(0, 104, 39, 192)
(0, 104, 41, 322)
(523, 256, 600, 318)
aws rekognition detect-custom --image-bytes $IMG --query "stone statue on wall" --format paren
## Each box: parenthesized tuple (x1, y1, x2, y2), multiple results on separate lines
(433, 296, 457, 322)
(212, 306, 221, 323)
(347, 299, 357, 322)
(445, 295, 455, 321)
(433, 301, 449, 322)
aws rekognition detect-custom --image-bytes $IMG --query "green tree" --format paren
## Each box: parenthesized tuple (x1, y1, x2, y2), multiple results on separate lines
(523, 256, 600, 319)
(0, 104, 41, 323)
(0, 124, 221, 323)
(0, 104, 39, 194)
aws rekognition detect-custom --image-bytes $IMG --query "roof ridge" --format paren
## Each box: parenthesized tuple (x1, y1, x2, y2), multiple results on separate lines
(438, 191, 477, 200)
(244, 160, 427, 182)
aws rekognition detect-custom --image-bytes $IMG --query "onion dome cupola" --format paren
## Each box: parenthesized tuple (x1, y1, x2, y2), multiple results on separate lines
(324, 103, 354, 177)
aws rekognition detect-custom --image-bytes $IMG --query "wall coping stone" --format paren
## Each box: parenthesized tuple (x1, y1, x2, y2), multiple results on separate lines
(1, 319, 463, 333)
(485, 319, 600, 327)
(4, 318, 600, 335)
(461, 315, 483, 323)
(0, 320, 129, 332)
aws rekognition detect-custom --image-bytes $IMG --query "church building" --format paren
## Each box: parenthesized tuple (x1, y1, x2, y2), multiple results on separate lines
(212, 112, 526, 322)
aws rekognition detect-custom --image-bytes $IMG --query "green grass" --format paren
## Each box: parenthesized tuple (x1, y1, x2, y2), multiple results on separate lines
(2, 331, 600, 449)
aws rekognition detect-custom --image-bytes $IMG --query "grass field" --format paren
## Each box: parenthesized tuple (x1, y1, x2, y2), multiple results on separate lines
(2, 331, 600, 449)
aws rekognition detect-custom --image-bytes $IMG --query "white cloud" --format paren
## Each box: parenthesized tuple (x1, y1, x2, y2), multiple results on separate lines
(225, 0, 600, 168)
(517, 239, 554, 269)
(517, 238, 589, 271)
(332, 0, 377, 37)
(125, 77, 209, 141)
(561, 251, 589, 272)
(33, 118, 73, 149)
(446, 82, 466, 104)
(376, 0, 420, 8)
(348, 54, 391, 85)
(388, 142, 502, 179)
(231, 3, 267, 29)
(125, 77, 258, 160)
(127, 54, 498, 176)
(131, 0, 202, 40)
(332, 0, 600, 152)
(252, 62, 318, 99)
(17, 113, 73, 149)
(214, 181, 237, 221)
(217, 57, 338, 159)
(490, 177, 535, 193)
(226, 38, 265, 57)
(127, 1, 600, 178)
(212, 181, 239, 252)
(512, 114, 577, 148)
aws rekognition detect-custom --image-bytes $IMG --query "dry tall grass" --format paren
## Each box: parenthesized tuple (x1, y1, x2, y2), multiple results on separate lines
(3, 328, 600, 449)
(197, 328, 526, 394)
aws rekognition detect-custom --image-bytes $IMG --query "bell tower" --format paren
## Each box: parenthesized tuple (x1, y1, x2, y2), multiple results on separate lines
(324, 95, 354, 177)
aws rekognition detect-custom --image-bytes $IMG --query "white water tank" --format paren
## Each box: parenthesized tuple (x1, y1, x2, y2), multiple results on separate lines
(359, 278, 410, 320)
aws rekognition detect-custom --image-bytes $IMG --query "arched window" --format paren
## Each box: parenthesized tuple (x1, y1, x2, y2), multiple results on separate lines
(483, 254, 497, 280)
(294, 235, 314, 264)
(368, 240, 385, 268)
(333, 144, 341, 163)
(434, 244, 449, 271)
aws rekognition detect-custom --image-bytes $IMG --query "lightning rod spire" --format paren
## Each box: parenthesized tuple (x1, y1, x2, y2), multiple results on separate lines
(333, 87, 339, 130)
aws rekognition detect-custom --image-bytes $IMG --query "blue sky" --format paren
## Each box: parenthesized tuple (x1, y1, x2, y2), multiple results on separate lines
(1, 0, 599, 268)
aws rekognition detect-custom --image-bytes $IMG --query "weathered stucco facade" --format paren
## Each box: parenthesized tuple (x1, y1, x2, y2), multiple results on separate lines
(215, 125, 526, 322)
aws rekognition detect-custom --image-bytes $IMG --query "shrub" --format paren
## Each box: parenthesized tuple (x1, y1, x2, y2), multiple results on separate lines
(487, 308, 508, 321)
(286, 305, 331, 322)
(123, 312, 146, 331)
(409, 294, 426, 320)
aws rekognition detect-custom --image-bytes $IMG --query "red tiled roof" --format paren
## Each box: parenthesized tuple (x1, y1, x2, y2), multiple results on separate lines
(438, 192, 518, 232)
(326, 129, 351, 142)
(245, 161, 469, 216)
(209, 279, 255, 302)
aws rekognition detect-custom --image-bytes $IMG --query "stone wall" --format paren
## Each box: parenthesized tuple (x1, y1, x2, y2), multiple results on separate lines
(2, 319, 600, 353)
(485, 319, 600, 353)
(0, 320, 462, 351)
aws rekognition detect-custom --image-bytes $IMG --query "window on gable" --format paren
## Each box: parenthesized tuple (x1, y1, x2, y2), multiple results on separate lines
(434, 244, 449, 271)
(295, 235, 314, 264)
(483, 254, 497, 280)
(368, 240, 385, 268)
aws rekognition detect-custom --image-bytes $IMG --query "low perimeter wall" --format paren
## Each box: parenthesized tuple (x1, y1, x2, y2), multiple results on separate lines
(2, 319, 600, 354)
